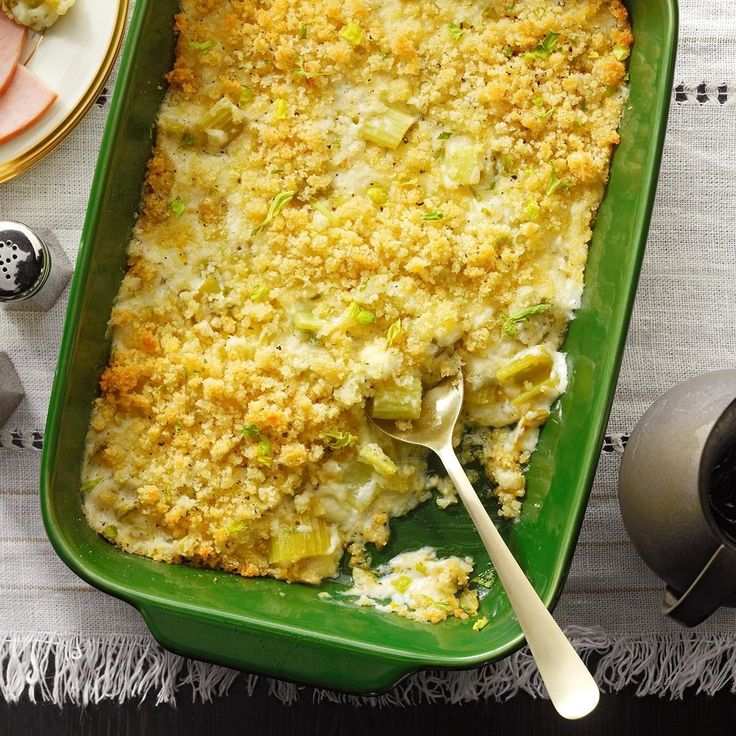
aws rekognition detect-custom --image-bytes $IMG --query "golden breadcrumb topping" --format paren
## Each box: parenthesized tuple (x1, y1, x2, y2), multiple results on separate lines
(82, 0, 631, 587)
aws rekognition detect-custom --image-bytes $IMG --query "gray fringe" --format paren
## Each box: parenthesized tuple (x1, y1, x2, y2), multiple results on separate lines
(2, 627, 736, 707)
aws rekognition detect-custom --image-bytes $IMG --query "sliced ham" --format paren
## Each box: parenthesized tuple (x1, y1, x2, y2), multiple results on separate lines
(0, 63, 57, 144)
(0, 13, 26, 95)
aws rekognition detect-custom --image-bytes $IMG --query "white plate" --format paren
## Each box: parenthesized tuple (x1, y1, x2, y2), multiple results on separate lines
(0, 0, 128, 184)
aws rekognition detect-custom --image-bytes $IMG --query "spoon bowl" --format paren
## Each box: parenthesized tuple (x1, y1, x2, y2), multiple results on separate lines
(370, 371, 600, 720)
(371, 374, 464, 451)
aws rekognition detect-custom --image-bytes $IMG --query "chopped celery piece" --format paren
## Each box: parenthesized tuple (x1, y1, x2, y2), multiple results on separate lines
(312, 199, 338, 224)
(525, 198, 540, 221)
(239, 86, 254, 106)
(322, 430, 358, 450)
(102, 525, 118, 541)
(613, 44, 630, 61)
(269, 518, 333, 563)
(189, 40, 215, 52)
(386, 319, 402, 347)
(422, 211, 444, 221)
(546, 165, 572, 196)
(274, 98, 289, 120)
(459, 588, 479, 614)
(181, 132, 197, 147)
(170, 197, 185, 217)
(340, 20, 363, 46)
(472, 567, 496, 588)
(80, 478, 102, 494)
(473, 616, 490, 631)
(511, 379, 556, 407)
(367, 185, 388, 205)
(523, 32, 560, 61)
(325, 301, 374, 333)
(241, 423, 274, 464)
(252, 190, 295, 236)
(392, 575, 412, 593)
(501, 45, 513, 58)
(360, 106, 417, 149)
(198, 97, 246, 148)
(415, 561, 427, 574)
(438, 131, 453, 140)
(443, 138, 484, 186)
(299, 23, 308, 39)
(293, 311, 326, 332)
(292, 56, 316, 79)
(250, 285, 269, 302)
(257, 436, 273, 466)
(227, 521, 247, 535)
(447, 23, 465, 41)
(503, 303, 550, 336)
(425, 596, 453, 614)
(496, 350, 553, 384)
(355, 306, 375, 325)
(357, 443, 398, 477)
(532, 96, 544, 107)
(198, 276, 220, 294)
(371, 377, 422, 420)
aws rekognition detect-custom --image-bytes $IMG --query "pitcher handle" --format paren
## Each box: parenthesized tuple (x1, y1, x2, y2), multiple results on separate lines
(662, 544, 736, 626)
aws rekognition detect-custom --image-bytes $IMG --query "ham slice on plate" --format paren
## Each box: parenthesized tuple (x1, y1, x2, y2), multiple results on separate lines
(0, 63, 57, 144)
(0, 13, 26, 95)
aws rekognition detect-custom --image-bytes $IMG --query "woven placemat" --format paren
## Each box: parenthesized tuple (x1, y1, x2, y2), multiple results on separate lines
(1, 0, 735, 706)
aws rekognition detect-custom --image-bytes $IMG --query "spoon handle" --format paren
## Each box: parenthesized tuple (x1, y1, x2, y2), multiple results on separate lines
(437, 446, 600, 720)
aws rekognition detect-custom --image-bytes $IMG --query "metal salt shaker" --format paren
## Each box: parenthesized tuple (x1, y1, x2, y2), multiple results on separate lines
(0, 221, 73, 426)
(0, 221, 72, 312)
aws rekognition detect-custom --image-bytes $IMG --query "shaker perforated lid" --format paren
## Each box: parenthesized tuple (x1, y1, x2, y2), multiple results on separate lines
(0, 221, 51, 302)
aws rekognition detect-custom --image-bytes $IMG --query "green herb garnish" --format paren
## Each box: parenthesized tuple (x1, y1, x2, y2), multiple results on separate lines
(546, 165, 572, 196)
(250, 285, 269, 302)
(523, 32, 560, 61)
(502, 304, 551, 336)
(386, 319, 402, 347)
(188, 40, 216, 52)
(613, 44, 630, 61)
(421, 210, 444, 221)
(471, 568, 496, 589)
(448, 23, 465, 41)
(80, 478, 102, 494)
(252, 190, 295, 236)
(239, 86, 254, 106)
(322, 430, 358, 450)
(340, 20, 363, 46)
(170, 197, 185, 217)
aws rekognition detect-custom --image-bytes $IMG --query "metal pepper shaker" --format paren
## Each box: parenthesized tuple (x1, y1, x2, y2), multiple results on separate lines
(0, 221, 72, 312)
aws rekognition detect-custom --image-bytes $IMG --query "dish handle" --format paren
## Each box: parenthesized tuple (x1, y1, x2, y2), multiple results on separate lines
(138, 602, 415, 695)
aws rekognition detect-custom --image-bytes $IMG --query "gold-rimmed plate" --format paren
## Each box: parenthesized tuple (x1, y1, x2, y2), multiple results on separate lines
(0, 0, 128, 184)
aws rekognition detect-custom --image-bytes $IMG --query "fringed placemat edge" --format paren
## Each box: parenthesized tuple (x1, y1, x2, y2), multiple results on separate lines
(2, 627, 735, 707)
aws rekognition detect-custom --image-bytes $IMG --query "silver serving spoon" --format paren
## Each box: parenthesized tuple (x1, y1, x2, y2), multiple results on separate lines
(370, 373, 600, 720)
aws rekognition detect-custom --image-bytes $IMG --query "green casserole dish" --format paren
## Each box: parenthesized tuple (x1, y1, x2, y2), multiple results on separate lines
(40, 0, 678, 693)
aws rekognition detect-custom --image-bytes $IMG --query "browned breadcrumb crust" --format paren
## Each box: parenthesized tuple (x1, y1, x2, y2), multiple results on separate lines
(82, 0, 632, 585)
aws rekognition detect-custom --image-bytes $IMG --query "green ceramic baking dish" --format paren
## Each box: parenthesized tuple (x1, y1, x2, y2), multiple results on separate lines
(40, 0, 678, 694)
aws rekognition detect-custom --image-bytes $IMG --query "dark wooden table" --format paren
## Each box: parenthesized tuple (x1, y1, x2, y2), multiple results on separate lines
(2, 686, 734, 735)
